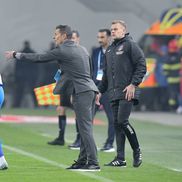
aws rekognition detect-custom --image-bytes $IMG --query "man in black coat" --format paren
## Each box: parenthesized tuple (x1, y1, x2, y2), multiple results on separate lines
(98, 20, 146, 167)
(5, 25, 100, 171)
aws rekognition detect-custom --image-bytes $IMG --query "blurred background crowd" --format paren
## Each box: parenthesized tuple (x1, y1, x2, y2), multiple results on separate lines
(138, 36, 182, 113)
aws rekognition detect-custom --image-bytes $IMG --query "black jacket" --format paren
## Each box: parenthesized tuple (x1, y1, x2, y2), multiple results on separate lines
(99, 34, 146, 104)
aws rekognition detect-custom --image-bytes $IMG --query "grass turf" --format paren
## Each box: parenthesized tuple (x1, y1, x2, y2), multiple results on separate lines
(0, 108, 182, 182)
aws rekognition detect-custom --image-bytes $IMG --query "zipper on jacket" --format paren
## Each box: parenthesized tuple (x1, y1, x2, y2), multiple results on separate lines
(111, 46, 116, 98)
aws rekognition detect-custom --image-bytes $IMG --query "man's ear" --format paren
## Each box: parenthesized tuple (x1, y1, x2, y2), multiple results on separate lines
(62, 33, 67, 40)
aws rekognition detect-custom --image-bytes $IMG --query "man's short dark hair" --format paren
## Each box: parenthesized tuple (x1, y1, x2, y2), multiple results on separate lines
(99, 29, 111, 37)
(56, 25, 72, 39)
(72, 30, 80, 38)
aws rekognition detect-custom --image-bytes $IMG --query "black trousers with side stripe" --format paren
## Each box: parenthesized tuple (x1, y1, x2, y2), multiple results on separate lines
(111, 99, 140, 160)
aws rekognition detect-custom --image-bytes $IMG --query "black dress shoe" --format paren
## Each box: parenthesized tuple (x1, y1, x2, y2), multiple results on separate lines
(100, 143, 115, 152)
(133, 149, 142, 167)
(104, 157, 126, 167)
(79, 163, 101, 171)
(66, 160, 86, 170)
(47, 138, 64, 146)
(68, 139, 80, 150)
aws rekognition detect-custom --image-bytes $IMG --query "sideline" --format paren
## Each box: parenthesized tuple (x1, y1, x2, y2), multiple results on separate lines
(3, 145, 114, 182)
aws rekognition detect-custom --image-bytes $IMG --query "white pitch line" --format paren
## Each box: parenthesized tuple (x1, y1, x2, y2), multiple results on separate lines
(3, 145, 113, 182)
(168, 168, 182, 172)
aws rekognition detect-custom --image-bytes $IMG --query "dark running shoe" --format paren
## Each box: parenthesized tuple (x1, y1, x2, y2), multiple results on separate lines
(68, 139, 80, 150)
(104, 157, 126, 167)
(47, 138, 64, 146)
(66, 160, 86, 170)
(133, 149, 142, 167)
(78, 163, 101, 172)
(100, 143, 115, 152)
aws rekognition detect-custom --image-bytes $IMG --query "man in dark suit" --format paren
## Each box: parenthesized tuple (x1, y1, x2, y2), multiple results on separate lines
(48, 31, 81, 148)
(91, 29, 115, 152)
(5, 25, 100, 171)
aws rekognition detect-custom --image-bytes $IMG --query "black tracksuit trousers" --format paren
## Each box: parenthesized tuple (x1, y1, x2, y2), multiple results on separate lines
(111, 99, 140, 160)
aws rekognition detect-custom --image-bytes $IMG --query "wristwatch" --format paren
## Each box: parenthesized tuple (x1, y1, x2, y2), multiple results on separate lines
(13, 51, 17, 58)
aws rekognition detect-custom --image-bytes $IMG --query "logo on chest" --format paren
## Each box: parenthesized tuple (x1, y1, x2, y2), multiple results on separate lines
(116, 45, 124, 55)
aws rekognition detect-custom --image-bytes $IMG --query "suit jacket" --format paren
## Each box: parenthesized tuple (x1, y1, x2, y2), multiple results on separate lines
(53, 72, 73, 95)
(18, 40, 99, 94)
(91, 46, 105, 86)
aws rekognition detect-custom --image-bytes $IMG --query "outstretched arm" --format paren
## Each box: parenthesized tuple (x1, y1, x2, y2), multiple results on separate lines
(5, 48, 60, 63)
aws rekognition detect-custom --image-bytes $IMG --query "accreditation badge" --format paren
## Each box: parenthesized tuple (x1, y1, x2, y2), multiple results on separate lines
(96, 70, 104, 81)
(54, 69, 62, 82)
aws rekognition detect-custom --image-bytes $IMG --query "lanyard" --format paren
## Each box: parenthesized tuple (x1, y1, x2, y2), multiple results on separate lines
(97, 50, 102, 70)
(0, 74, 2, 85)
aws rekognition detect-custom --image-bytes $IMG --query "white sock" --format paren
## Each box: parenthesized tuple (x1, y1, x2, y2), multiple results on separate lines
(0, 156, 8, 168)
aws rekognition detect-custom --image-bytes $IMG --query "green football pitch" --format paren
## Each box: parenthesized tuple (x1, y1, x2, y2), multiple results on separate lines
(0, 109, 182, 182)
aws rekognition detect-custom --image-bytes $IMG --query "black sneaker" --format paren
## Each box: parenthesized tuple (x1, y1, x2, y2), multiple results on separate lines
(66, 160, 86, 170)
(68, 139, 80, 150)
(47, 138, 64, 146)
(104, 157, 126, 167)
(100, 143, 115, 152)
(79, 163, 101, 172)
(133, 149, 142, 167)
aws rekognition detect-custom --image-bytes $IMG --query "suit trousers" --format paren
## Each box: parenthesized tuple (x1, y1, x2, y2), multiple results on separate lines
(72, 91, 98, 164)
(95, 92, 115, 145)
